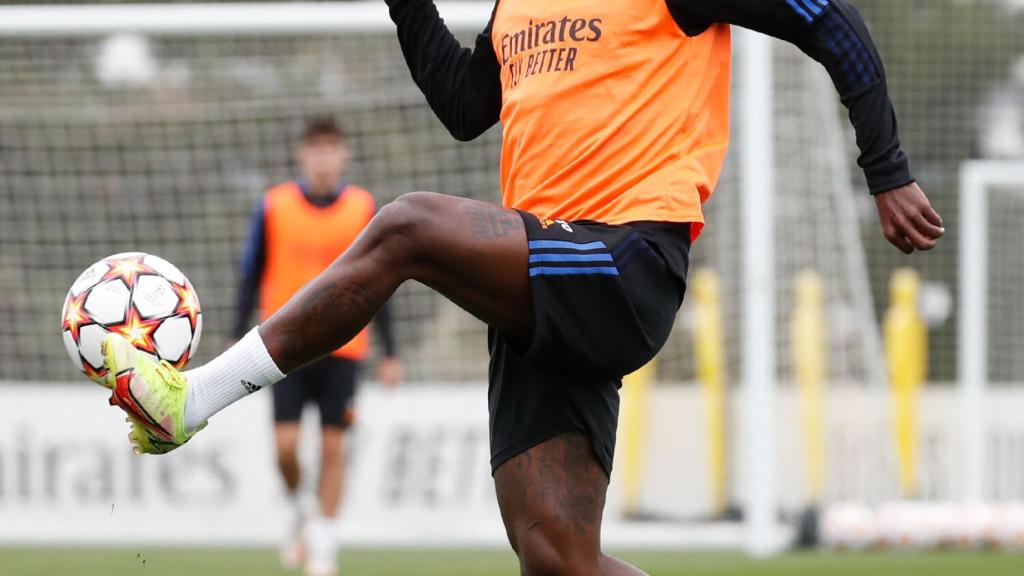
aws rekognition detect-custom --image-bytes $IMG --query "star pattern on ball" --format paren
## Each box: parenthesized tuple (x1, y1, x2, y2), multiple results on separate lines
(111, 306, 162, 355)
(102, 254, 154, 286)
(172, 281, 202, 331)
(62, 291, 91, 343)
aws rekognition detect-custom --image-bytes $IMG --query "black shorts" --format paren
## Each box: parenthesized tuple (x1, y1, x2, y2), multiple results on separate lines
(272, 356, 359, 429)
(488, 212, 690, 478)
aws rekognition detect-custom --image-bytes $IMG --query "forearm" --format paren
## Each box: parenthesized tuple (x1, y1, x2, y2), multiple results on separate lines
(670, 0, 913, 193)
(386, 0, 501, 140)
(825, 2, 911, 194)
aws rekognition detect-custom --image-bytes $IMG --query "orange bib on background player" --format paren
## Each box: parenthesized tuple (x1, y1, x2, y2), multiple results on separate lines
(492, 0, 731, 241)
(260, 182, 376, 360)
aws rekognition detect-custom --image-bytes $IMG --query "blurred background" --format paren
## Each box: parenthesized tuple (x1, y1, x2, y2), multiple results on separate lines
(1, 1, 1023, 574)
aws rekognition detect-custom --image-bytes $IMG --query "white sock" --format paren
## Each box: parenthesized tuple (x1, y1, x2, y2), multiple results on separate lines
(284, 491, 305, 537)
(307, 515, 339, 563)
(184, 327, 285, 431)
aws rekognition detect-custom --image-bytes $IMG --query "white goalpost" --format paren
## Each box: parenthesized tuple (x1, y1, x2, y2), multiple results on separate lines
(0, 2, 489, 36)
(738, 27, 780, 557)
(959, 159, 1024, 503)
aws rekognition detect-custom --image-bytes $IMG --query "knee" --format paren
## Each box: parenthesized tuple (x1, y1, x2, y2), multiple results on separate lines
(516, 530, 596, 576)
(371, 192, 442, 257)
(276, 444, 299, 468)
(319, 434, 345, 466)
(518, 535, 565, 576)
(319, 448, 343, 472)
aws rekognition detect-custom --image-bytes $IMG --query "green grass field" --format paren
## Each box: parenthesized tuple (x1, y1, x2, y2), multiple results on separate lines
(1, 548, 1023, 576)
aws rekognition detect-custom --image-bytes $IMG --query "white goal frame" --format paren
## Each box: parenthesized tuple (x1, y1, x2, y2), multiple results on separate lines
(959, 160, 1024, 502)
(0, 2, 782, 555)
(0, 1, 490, 35)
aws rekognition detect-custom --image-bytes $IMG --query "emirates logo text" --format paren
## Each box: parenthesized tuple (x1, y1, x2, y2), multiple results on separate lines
(499, 16, 603, 88)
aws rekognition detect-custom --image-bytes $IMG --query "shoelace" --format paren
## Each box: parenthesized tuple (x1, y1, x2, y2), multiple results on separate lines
(155, 360, 185, 391)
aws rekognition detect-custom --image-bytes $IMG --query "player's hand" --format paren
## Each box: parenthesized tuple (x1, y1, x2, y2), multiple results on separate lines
(377, 357, 403, 388)
(874, 182, 944, 254)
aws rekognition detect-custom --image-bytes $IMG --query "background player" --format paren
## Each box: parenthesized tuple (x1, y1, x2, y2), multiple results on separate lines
(103, 1, 943, 575)
(234, 116, 402, 576)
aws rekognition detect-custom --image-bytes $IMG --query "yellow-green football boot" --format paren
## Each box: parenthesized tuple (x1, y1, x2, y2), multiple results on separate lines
(101, 333, 205, 454)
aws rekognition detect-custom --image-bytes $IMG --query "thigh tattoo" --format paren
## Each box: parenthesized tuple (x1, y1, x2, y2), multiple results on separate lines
(496, 433, 606, 537)
(465, 204, 521, 240)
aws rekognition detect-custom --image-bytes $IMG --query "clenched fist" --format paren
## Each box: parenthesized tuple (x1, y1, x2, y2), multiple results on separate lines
(875, 182, 944, 254)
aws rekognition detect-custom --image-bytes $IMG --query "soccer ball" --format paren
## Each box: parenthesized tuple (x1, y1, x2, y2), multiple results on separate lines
(951, 503, 999, 548)
(821, 503, 877, 550)
(992, 504, 1024, 550)
(61, 252, 202, 385)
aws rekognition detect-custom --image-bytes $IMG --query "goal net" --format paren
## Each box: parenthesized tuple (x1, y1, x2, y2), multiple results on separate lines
(0, 3, 503, 383)
(0, 10, 879, 379)
(5, 0, 1016, 552)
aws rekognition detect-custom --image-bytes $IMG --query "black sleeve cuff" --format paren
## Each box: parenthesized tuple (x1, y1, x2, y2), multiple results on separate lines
(864, 152, 915, 195)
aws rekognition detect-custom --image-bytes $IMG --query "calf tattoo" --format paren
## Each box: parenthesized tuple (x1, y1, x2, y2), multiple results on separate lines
(267, 274, 382, 370)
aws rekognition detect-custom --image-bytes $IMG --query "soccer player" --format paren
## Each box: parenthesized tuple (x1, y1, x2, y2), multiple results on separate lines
(102, 1, 944, 574)
(234, 116, 402, 576)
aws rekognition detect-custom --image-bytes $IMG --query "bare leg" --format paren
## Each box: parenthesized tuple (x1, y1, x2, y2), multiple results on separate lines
(305, 426, 346, 572)
(495, 433, 647, 576)
(260, 195, 643, 573)
(275, 422, 306, 568)
(261, 192, 532, 373)
(318, 427, 346, 517)
(275, 423, 302, 491)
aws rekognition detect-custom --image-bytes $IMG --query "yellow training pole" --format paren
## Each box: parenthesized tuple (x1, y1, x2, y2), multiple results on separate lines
(791, 270, 827, 506)
(693, 268, 728, 517)
(621, 360, 655, 516)
(884, 268, 927, 499)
